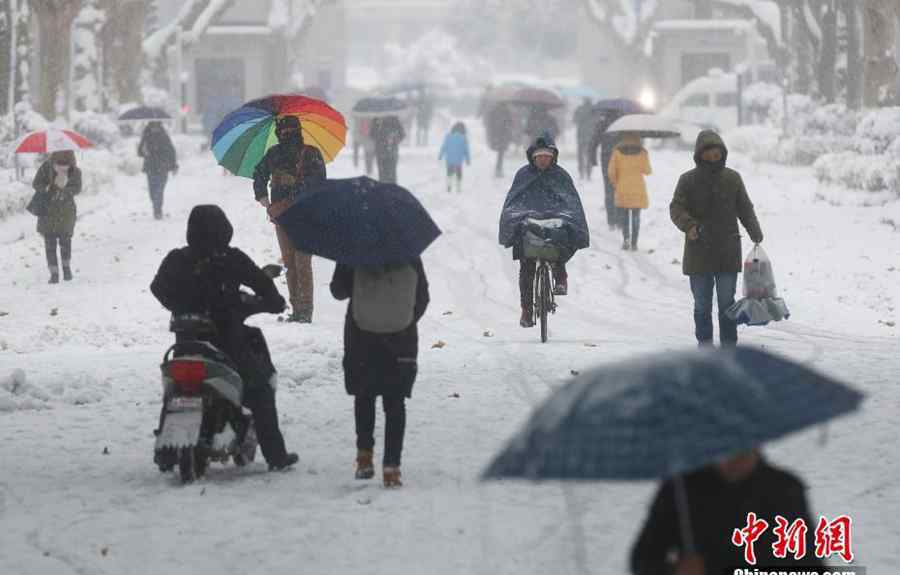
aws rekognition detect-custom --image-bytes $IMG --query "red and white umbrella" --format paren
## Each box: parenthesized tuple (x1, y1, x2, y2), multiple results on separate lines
(14, 129, 94, 154)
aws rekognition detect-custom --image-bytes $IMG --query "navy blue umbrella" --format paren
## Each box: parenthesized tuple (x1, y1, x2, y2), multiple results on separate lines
(592, 98, 644, 115)
(118, 106, 172, 121)
(483, 347, 863, 481)
(352, 97, 408, 118)
(276, 177, 441, 267)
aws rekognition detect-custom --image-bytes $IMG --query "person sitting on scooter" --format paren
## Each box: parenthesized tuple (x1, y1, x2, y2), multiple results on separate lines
(150, 204, 299, 471)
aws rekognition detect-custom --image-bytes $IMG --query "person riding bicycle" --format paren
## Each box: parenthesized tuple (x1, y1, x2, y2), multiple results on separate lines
(150, 205, 299, 471)
(499, 134, 590, 328)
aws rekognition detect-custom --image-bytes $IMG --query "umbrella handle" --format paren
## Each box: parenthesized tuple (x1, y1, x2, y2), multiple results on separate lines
(673, 474, 697, 554)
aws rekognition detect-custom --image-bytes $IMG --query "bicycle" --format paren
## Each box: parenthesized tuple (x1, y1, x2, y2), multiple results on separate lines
(523, 218, 565, 343)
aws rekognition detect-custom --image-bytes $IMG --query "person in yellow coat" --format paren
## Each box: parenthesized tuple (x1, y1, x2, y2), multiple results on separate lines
(608, 133, 652, 251)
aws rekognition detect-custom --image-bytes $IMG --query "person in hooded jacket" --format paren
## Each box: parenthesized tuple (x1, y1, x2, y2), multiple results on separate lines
(670, 131, 764, 347)
(253, 116, 327, 323)
(499, 134, 590, 328)
(370, 115, 406, 184)
(485, 103, 514, 178)
(630, 450, 826, 575)
(137, 121, 178, 220)
(438, 122, 470, 193)
(150, 205, 298, 471)
(31, 150, 82, 284)
(330, 259, 430, 488)
(609, 133, 652, 251)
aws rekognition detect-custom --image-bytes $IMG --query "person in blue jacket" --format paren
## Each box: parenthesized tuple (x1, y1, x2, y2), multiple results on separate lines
(438, 122, 471, 193)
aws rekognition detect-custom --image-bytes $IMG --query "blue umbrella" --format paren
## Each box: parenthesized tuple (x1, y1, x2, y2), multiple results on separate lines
(275, 177, 441, 266)
(483, 347, 863, 482)
(592, 98, 644, 114)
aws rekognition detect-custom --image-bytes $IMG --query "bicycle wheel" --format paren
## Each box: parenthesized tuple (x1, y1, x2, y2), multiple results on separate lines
(538, 263, 551, 343)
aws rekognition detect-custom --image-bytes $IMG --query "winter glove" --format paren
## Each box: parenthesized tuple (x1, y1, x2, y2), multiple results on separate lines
(687, 226, 700, 242)
(53, 165, 69, 190)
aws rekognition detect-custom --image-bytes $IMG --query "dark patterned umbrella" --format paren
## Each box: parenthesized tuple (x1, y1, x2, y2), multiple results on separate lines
(118, 106, 172, 121)
(483, 347, 863, 481)
(276, 177, 441, 266)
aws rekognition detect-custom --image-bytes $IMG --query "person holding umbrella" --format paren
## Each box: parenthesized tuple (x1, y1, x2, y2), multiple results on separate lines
(137, 121, 178, 220)
(484, 347, 862, 575)
(252, 116, 327, 323)
(486, 103, 514, 178)
(31, 151, 82, 284)
(276, 177, 439, 488)
(608, 133, 652, 251)
(670, 131, 763, 347)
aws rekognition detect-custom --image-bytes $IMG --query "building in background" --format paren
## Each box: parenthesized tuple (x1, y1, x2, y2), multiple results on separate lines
(154, 0, 347, 131)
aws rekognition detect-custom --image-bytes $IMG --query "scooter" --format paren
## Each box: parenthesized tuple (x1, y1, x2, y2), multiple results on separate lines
(153, 266, 283, 483)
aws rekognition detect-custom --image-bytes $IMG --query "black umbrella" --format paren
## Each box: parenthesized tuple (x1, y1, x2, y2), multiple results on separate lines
(118, 106, 172, 121)
(352, 97, 408, 118)
(276, 177, 441, 267)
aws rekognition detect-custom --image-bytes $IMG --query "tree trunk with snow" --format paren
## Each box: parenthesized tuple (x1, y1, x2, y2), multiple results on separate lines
(816, 1, 838, 103)
(72, 0, 104, 111)
(0, 0, 13, 114)
(98, 0, 145, 108)
(31, 0, 81, 119)
(843, 0, 863, 109)
(863, 0, 898, 106)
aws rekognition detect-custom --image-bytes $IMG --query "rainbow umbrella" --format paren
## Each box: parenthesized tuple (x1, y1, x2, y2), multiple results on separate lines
(211, 94, 347, 178)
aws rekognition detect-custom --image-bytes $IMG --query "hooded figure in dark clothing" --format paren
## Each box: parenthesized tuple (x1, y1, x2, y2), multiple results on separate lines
(137, 121, 178, 220)
(499, 134, 589, 328)
(670, 131, 764, 347)
(370, 115, 406, 184)
(253, 115, 327, 323)
(330, 259, 430, 488)
(486, 103, 514, 178)
(631, 450, 826, 575)
(150, 205, 298, 471)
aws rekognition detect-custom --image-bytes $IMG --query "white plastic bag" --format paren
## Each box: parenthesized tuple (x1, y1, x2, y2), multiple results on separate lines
(742, 245, 777, 299)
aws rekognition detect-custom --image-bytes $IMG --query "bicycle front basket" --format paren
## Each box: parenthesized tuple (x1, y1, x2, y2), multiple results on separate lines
(523, 230, 562, 261)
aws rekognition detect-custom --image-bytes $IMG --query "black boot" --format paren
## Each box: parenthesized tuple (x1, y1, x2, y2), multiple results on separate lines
(48, 266, 60, 284)
(62, 262, 73, 281)
(269, 452, 299, 471)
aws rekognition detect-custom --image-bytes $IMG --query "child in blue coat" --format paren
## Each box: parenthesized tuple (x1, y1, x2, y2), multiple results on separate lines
(438, 122, 470, 193)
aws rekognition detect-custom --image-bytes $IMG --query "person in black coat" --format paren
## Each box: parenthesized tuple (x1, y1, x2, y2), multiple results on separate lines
(330, 259, 430, 488)
(631, 450, 826, 575)
(137, 121, 178, 220)
(150, 205, 298, 471)
(588, 111, 624, 230)
(369, 115, 406, 184)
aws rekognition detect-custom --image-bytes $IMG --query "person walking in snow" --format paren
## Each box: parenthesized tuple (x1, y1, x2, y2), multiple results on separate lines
(589, 111, 624, 230)
(609, 133, 652, 251)
(31, 150, 82, 284)
(370, 115, 406, 184)
(438, 121, 470, 193)
(485, 103, 514, 178)
(253, 116, 327, 323)
(138, 121, 178, 220)
(573, 97, 595, 180)
(670, 131, 764, 347)
(630, 450, 826, 575)
(524, 106, 560, 144)
(499, 134, 590, 327)
(330, 258, 430, 488)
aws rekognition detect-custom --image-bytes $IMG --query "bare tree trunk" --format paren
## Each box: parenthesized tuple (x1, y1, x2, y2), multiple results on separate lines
(863, 0, 898, 106)
(31, 0, 81, 119)
(843, 0, 863, 109)
(817, 1, 838, 102)
(99, 0, 145, 108)
(0, 0, 14, 114)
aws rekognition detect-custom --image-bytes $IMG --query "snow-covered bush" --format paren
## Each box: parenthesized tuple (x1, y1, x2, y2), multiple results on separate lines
(72, 111, 121, 149)
(813, 152, 899, 193)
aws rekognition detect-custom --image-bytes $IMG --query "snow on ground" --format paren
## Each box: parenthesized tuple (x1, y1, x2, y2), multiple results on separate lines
(0, 127, 898, 574)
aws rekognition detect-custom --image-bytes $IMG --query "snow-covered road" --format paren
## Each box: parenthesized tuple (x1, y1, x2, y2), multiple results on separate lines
(0, 136, 897, 574)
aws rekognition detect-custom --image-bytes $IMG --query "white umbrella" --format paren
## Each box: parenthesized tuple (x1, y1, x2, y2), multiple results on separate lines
(605, 114, 680, 138)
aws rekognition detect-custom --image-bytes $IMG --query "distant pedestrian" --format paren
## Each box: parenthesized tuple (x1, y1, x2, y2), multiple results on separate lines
(631, 450, 825, 575)
(438, 122, 470, 193)
(253, 116, 327, 323)
(485, 103, 513, 178)
(370, 115, 406, 184)
(524, 106, 559, 144)
(415, 90, 434, 146)
(137, 121, 178, 220)
(330, 258, 430, 488)
(572, 98, 594, 180)
(31, 151, 82, 284)
(608, 133, 652, 251)
(670, 131, 764, 347)
(589, 111, 623, 230)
